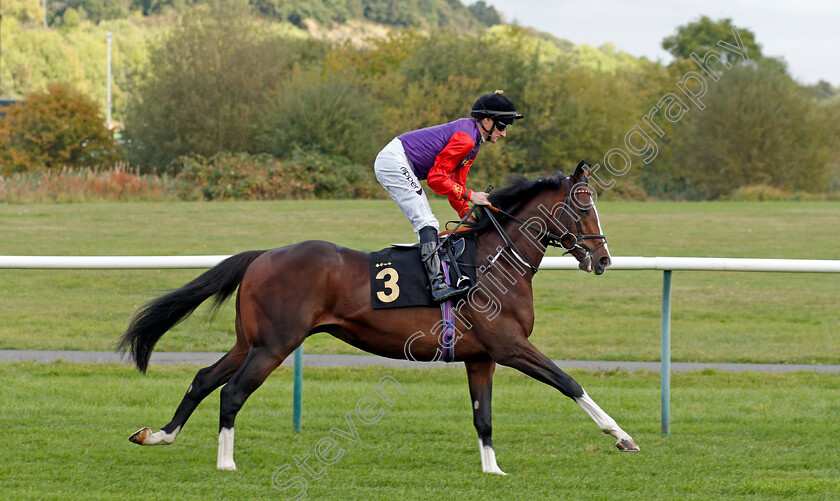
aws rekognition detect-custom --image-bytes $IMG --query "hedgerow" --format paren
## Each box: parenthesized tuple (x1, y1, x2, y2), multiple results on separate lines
(0, 151, 384, 202)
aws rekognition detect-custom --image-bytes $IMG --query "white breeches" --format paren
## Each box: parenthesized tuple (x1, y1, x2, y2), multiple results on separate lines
(374, 138, 439, 234)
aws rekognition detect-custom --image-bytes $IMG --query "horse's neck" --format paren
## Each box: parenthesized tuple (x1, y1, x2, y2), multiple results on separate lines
(477, 190, 561, 280)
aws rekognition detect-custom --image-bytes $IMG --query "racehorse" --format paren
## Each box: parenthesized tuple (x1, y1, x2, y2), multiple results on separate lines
(118, 162, 640, 473)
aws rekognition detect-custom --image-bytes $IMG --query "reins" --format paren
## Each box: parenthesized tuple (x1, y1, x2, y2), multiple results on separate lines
(481, 202, 540, 274)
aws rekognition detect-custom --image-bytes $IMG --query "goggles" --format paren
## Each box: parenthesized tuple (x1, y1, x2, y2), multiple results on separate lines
(494, 119, 514, 131)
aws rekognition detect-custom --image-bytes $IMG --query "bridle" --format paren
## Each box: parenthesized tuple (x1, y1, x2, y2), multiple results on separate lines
(554, 179, 609, 259)
(482, 176, 607, 274)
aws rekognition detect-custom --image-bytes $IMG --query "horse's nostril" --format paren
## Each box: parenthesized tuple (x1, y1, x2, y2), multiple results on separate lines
(600, 256, 612, 268)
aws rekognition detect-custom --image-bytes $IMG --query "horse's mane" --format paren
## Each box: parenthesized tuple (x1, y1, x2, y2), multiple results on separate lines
(462, 172, 567, 236)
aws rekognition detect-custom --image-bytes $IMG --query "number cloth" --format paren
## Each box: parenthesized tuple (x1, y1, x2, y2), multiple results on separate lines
(369, 239, 477, 310)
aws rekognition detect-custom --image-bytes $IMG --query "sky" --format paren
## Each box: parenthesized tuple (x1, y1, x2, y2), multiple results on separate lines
(483, 0, 840, 86)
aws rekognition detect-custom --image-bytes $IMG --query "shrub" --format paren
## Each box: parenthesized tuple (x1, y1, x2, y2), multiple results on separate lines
(0, 83, 120, 175)
(595, 177, 650, 201)
(286, 148, 381, 199)
(726, 184, 794, 201)
(0, 164, 177, 202)
(170, 152, 284, 201)
(170, 150, 382, 201)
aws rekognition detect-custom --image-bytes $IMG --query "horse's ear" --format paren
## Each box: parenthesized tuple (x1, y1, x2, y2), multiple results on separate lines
(573, 160, 591, 184)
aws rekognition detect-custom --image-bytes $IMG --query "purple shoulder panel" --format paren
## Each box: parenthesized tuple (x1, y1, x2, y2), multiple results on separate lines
(398, 118, 481, 179)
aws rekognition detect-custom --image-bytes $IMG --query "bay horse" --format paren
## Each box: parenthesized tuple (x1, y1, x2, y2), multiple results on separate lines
(118, 162, 639, 473)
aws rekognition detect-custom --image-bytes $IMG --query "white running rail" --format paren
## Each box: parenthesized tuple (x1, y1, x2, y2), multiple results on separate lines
(2, 254, 838, 435)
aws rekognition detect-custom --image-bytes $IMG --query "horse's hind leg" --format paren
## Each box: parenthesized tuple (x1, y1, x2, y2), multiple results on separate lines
(491, 337, 639, 452)
(216, 346, 287, 470)
(129, 346, 248, 446)
(465, 359, 506, 475)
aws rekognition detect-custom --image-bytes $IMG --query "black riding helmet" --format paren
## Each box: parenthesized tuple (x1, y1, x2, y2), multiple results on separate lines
(470, 90, 524, 131)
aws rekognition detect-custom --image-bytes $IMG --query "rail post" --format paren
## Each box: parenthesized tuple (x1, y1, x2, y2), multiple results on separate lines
(293, 345, 303, 432)
(661, 270, 672, 435)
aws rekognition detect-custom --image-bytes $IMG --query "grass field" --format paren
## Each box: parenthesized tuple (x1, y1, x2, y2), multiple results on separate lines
(1, 200, 838, 364)
(2, 200, 839, 499)
(1, 363, 837, 500)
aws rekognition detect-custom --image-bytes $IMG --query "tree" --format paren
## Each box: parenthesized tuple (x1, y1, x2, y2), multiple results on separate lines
(520, 59, 664, 176)
(5, 0, 44, 23)
(807, 80, 838, 100)
(258, 68, 382, 166)
(0, 82, 118, 173)
(124, 1, 327, 169)
(824, 98, 840, 192)
(53, 0, 128, 23)
(468, 1, 501, 27)
(363, 0, 418, 27)
(664, 61, 833, 199)
(662, 16, 762, 64)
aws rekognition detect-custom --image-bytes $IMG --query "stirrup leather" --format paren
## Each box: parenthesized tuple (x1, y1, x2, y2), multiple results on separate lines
(421, 242, 469, 302)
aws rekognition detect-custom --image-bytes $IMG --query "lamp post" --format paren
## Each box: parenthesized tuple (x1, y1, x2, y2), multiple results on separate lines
(1, 0, 4, 94)
(106, 32, 112, 129)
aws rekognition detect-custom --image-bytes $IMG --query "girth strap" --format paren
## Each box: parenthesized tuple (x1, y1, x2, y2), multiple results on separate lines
(439, 265, 456, 363)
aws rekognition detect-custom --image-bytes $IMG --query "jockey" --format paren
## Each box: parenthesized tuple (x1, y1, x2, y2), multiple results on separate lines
(374, 90, 524, 302)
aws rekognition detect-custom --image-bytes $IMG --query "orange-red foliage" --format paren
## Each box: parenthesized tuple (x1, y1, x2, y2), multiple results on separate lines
(0, 83, 120, 175)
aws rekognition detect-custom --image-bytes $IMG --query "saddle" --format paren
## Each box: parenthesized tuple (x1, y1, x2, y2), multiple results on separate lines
(369, 236, 477, 309)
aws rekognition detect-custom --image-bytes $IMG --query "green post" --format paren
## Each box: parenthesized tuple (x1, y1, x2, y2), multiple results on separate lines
(661, 270, 672, 436)
(293, 345, 303, 433)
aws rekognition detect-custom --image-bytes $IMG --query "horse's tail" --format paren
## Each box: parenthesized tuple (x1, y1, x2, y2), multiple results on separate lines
(117, 250, 266, 373)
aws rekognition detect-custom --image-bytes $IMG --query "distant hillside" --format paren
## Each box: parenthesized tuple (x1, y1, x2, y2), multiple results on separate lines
(39, 0, 503, 31)
(4, 2, 838, 199)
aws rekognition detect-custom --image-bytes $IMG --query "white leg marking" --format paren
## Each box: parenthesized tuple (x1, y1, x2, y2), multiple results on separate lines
(478, 439, 507, 475)
(474, 400, 480, 410)
(217, 427, 237, 471)
(575, 391, 631, 442)
(143, 426, 182, 446)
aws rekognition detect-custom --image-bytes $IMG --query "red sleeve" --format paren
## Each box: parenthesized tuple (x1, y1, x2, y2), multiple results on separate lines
(426, 132, 476, 217)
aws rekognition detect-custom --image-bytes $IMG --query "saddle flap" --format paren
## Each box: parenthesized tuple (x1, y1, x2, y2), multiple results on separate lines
(390, 237, 464, 260)
(441, 237, 466, 263)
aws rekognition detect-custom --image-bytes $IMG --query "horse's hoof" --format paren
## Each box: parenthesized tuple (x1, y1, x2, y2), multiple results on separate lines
(616, 438, 640, 452)
(129, 427, 151, 445)
(217, 461, 237, 471)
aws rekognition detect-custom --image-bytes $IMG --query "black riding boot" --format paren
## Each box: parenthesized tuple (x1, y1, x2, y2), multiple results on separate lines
(419, 226, 469, 303)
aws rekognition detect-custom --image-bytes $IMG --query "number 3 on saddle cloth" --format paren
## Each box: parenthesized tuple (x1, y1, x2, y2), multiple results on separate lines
(369, 236, 477, 309)
(369, 236, 477, 362)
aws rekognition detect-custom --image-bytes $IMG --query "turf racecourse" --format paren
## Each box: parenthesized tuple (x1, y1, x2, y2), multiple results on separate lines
(1, 200, 839, 499)
(1, 363, 838, 500)
(1, 200, 839, 364)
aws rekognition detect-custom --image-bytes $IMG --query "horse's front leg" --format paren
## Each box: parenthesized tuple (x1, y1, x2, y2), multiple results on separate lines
(491, 338, 640, 452)
(465, 359, 506, 475)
